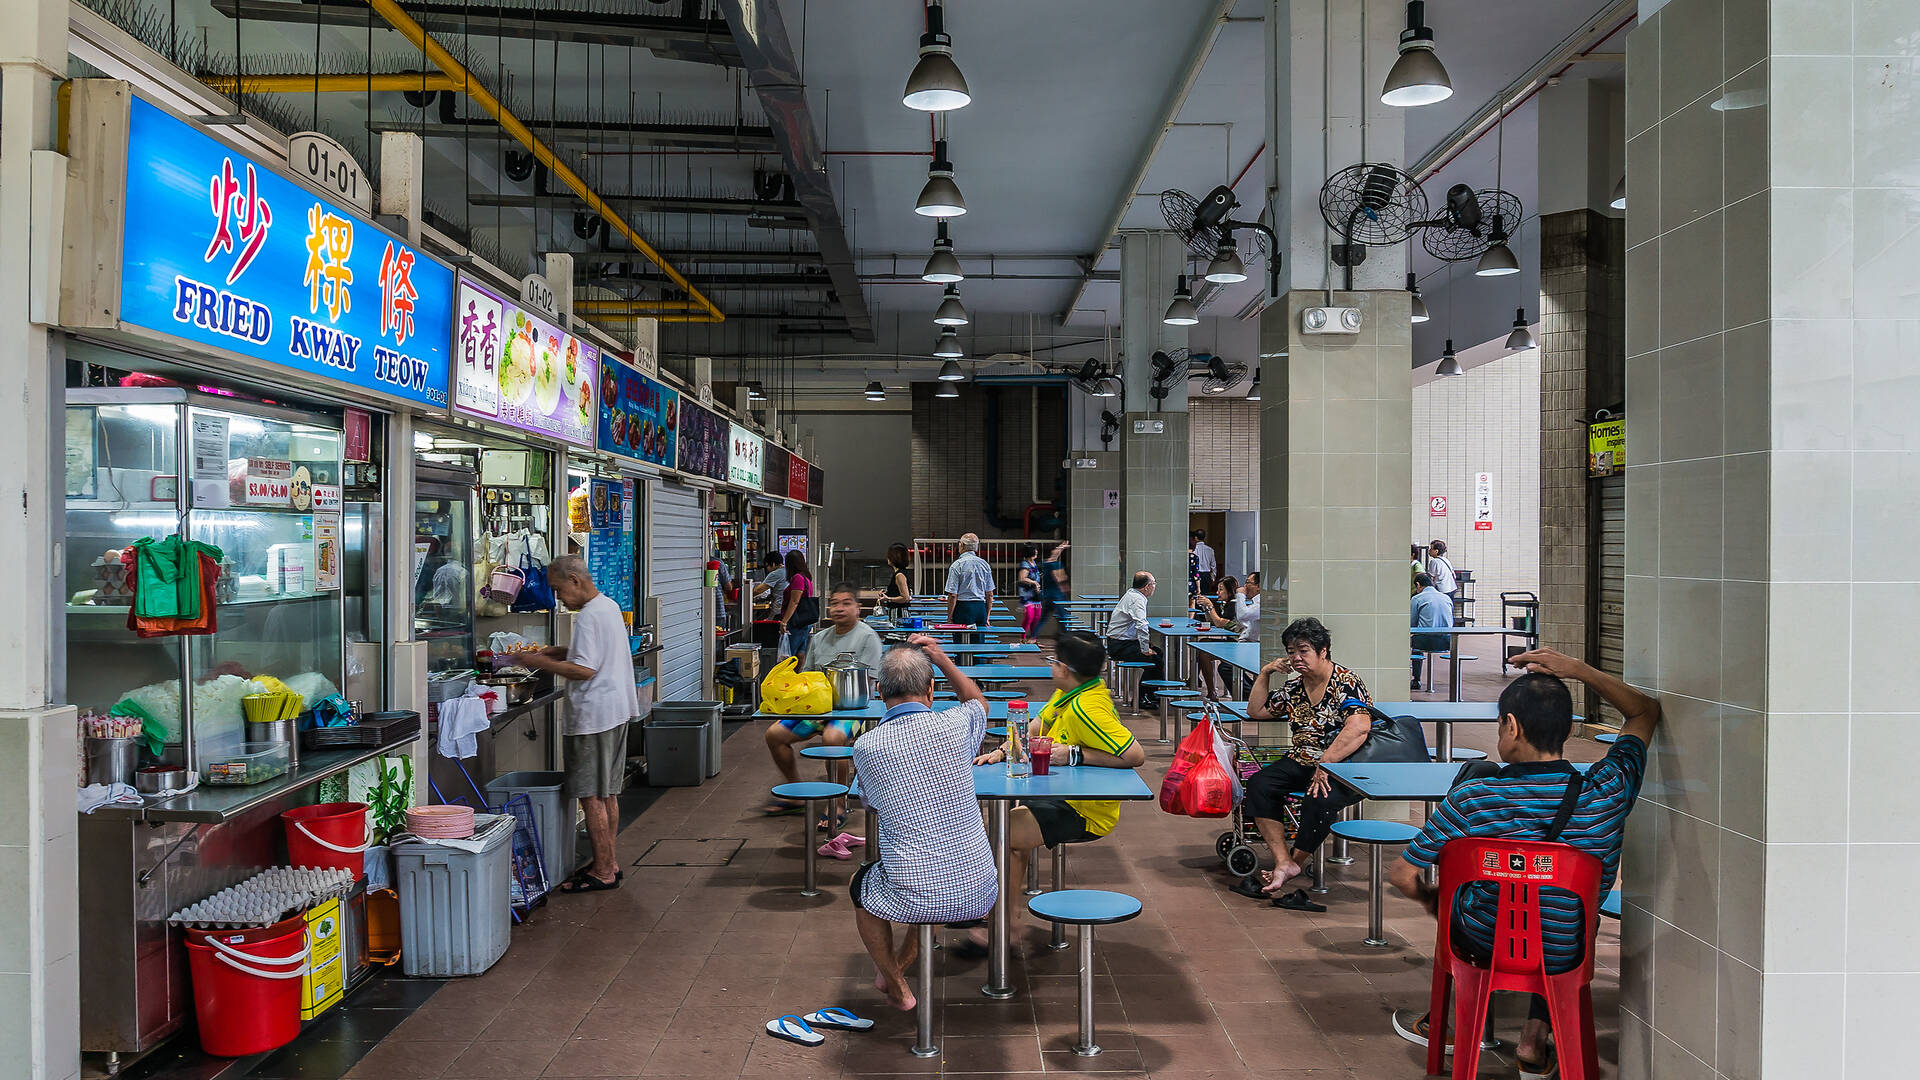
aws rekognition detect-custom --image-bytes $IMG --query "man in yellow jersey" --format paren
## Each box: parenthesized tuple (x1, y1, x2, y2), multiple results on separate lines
(971, 630, 1146, 952)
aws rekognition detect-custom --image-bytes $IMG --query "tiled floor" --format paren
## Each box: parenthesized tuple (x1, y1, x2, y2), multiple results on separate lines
(177, 652, 1624, 1080)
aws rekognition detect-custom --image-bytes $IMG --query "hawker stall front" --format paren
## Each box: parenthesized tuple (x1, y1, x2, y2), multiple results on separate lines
(55, 85, 451, 1061)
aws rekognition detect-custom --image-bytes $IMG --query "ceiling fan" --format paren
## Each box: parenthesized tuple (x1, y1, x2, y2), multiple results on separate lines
(1159, 185, 1281, 298)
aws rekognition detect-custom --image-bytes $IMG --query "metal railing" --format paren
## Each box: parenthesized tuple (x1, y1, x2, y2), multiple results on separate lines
(909, 537, 1062, 602)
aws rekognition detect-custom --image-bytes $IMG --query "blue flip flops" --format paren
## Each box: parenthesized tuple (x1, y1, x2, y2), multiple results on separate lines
(765, 1015, 824, 1046)
(803, 1006, 875, 1031)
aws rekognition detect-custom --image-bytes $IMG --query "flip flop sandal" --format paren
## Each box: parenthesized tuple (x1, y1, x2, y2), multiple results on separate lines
(558, 871, 620, 894)
(832, 831, 867, 847)
(765, 1015, 825, 1047)
(1272, 888, 1328, 912)
(1228, 875, 1269, 900)
(817, 838, 854, 861)
(803, 1007, 875, 1031)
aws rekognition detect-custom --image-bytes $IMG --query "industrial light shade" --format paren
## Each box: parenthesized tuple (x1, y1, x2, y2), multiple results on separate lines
(901, 3, 971, 112)
(933, 329, 964, 358)
(1204, 239, 1247, 284)
(1435, 339, 1462, 376)
(1092, 376, 1117, 398)
(1163, 275, 1200, 325)
(1476, 218, 1520, 276)
(746, 381, 766, 400)
(922, 223, 964, 282)
(864, 381, 886, 400)
(933, 284, 969, 326)
(1505, 308, 1536, 351)
(1381, 2, 1452, 107)
(1407, 272, 1430, 323)
(915, 140, 967, 218)
(937, 359, 966, 381)
(1246, 368, 1261, 401)
(1609, 175, 1627, 210)
(934, 379, 960, 398)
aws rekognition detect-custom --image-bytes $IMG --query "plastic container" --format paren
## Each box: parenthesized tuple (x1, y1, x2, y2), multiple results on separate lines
(643, 717, 709, 787)
(392, 814, 514, 977)
(183, 916, 309, 1057)
(483, 771, 573, 882)
(654, 701, 723, 777)
(282, 802, 371, 877)
(203, 742, 290, 786)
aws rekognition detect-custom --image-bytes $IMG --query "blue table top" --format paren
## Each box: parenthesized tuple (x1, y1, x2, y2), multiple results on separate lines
(1323, 760, 1594, 800)
(1201, 700, 1575, 724)
(938, 666, 1052, 681)
(1410, 625, 1528, 636)
(884, 642, 1041, 655)
(1188, 641, 1264, 673)
(871, 623, 1029, 636)
(750, 700, 1014, 721)
(799, 745, 854, 759)
(967, 762, 1155, 801)
(772, 781, 848, 799)
(1149, 622, 1237, 639)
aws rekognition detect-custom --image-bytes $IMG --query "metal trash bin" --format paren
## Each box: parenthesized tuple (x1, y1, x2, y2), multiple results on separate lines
(654, 701, 724, 777)
(644, 717, 710, 787)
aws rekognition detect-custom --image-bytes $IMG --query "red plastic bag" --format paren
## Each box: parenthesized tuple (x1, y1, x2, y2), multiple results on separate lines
(1159, 713, 1235, 818)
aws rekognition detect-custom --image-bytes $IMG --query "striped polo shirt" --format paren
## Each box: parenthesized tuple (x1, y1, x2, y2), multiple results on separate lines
(1402, 736, 1647, 973)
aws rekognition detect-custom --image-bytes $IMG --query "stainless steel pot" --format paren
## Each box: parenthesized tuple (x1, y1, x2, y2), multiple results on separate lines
(824, 653, 875, 710)
(477, 674, 536, 706)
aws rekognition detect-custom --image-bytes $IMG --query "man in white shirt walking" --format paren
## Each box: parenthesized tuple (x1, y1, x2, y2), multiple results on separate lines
(1192, 530, 1218, 595)
(516, 556, 638, 894)
(1104, 571, 1166, 708)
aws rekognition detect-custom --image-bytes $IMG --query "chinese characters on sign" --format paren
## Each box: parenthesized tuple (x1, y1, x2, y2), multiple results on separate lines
(452, 277, 598, 449)
(787, 453, 809, 503)
(728, 422, 763, 488)
(303, 205, 354, 321)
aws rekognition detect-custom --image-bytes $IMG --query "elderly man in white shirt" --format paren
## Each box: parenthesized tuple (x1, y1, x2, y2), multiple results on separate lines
(1103, 570, 1167, 708)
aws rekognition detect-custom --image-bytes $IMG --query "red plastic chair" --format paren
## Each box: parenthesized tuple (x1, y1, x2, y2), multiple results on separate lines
(1424, 837, 1603, 1080)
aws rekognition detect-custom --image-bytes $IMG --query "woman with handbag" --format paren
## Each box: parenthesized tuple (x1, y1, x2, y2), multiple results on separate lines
(777, 549, 819, 658)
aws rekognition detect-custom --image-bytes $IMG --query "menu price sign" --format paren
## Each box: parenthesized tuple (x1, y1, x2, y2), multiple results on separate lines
(807, 464, 824, 507)
(762, 444, 790, 498)
(585, 477, 636, 613)
(597, 352, 678, 468)
(676, 399, 728, 482)
(453, 277, 598, 449)
(787, 454, 809, 503)
(118, 99, 452, 409)
(728, 422, 763, 488)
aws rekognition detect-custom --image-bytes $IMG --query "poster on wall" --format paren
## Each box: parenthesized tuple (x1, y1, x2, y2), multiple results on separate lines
(584, 476, 635, 613)
(1588, 417, 1625, 476)
(787, 453, 809, 503)
(117, 98, 453, 409)
(597, 353, 678, 468)
(762, 444, 790, 498)
(676, 399, 728, 481)
(453, 277, 598, 448)
(728, 422, 763, 488)
(1474, 472, 1494, 531)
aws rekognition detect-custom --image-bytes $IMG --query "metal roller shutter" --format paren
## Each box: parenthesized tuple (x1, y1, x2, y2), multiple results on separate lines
(652, 482, 707, 702)
(1595, 476, 1626, 725)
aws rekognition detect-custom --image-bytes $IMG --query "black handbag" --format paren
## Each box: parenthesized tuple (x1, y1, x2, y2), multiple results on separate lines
(1337, 700, 1432, 764)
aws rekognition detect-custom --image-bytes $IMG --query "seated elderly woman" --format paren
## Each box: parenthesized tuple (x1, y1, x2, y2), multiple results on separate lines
(1232, 617, 1375, 909)
(848, 636, 998, 1010)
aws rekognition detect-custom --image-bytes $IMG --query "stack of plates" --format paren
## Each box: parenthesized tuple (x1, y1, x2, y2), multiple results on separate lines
(405, 804, 475, 838)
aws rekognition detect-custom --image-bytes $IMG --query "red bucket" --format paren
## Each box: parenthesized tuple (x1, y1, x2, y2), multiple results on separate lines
(184, 917, 309, 1056)
(282, 801, 371, 877)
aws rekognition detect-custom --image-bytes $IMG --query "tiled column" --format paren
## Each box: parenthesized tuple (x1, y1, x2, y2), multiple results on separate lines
(1256, 0, 1413, 695)
(1621, 2, 1920, 1075)
(1067, 452, 1124, 596)
(1117, 231, 1190, 617)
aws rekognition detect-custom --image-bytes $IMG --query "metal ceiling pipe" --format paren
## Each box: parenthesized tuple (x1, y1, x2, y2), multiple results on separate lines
(199, 73, 459, 94)
(361, 0, 724, 324)
(1055, 0, 1236, 322)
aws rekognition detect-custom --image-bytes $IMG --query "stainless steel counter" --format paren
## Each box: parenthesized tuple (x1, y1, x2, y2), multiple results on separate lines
(140, 737, 420, 823)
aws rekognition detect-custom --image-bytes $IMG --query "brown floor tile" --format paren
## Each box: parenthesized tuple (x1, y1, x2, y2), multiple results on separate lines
(572, 1004, 679, 1042)
(444, 1039, 565, 1078)
(345, 1039, 469, 1079)
(1039, 1048, 1147, 1072)
(680, 976, 782, 1010)
(941, 1034, 1047, 1072)
(637, 1039, 754, 1077)
(543, 1036, 665, 1077)
(386, 1000, 508, 1043)
(1127, 1034, 1242, 1073)
(945, 1002, 1038, 1037)
(1026, 975, 1121, 1005)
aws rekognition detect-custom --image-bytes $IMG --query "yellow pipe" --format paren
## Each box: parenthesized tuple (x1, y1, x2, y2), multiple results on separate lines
(575, 300, 706, 312)
(200, 73, 459, 94)
(362, 0, 724, 326)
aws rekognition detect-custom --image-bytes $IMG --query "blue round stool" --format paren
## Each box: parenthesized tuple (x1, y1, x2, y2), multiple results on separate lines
(1595, 732, 1621, 745)
(1138, 680, 1187, 743)
(1112, 661, 1154, 714)
(1327, 819, 1421, 947)
(986, 725, 1008, 738)
(1600, 888, 1622, 919)
(800, 744, 855, 783)
(1427, 746, 1490, 762)
(984, 691, 1027, 701)
(771, 781, 849, 897)
(1025, 890, 1142, 1056)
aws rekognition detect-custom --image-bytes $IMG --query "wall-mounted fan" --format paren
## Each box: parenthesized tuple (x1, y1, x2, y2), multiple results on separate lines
(1148, 348, 1187, 401)
(1317, 163, 1526, 287)
(1160, 185, 1282, 297)
(1414, 183, 1524, 263)
(1193, 354, 1247, 396)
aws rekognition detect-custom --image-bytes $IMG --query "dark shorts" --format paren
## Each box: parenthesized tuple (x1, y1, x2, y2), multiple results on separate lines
(850, 861, 875, 912)
(1022, 798, 1096, 848)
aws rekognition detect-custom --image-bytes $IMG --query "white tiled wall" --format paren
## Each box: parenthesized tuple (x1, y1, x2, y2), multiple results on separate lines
(1411, 349, 1544, 613)
(1188, 399, 1260, 512)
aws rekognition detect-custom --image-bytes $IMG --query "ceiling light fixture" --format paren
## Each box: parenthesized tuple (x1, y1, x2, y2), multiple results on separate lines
(1381, 2, 1452, 107)
(1476, 217, 1520, 276)
(933, 329, 964, 357)
(935, 379, 960, 398)
(1609, 175, 1626, 210)
(746, 381, 766, 401)
(1407, 272, 1430, 323)
(914, 140, 967, 218)
(933, 284, 969, 326)
(937, 359, 966, 381)
(1204, 236, 1247, 283)
(864, 381, 886, 400)
(1093, 376, 1117, 398)
(901, 1, 971, 112)
(1435, 339, 1462, 376)
(1505, 308, 1536, 351)
(1163, 275, 1200, 325)
(922, 221, 964, 282)
(1246, 368, 1261, 401)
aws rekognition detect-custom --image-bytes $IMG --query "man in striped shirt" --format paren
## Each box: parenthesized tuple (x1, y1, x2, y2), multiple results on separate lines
(1388, 647, 1660, 1076)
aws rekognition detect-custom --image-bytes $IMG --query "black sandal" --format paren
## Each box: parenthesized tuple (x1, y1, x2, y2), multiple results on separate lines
(1271, 888, 1327, 912)
(1228, 875, 1269, 900)
(558, 870, 621, 894)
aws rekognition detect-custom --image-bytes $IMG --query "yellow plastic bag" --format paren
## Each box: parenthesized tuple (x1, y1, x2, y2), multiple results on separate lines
(759, 656, 834, 715)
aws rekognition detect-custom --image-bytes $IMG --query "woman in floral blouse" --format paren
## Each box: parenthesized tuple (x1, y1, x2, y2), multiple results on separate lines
(1233, 617, 1375, 908)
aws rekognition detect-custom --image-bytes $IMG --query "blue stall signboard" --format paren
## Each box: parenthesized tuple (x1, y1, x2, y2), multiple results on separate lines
(118, 98, 453, 408)
(597, 352, 678, 469)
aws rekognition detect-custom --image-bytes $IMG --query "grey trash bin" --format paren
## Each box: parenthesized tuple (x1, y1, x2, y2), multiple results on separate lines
(644, 717, 709, 787)
(393, 813, 514, 976)
(484, 770, 574, 883)
(654, 700, 724, 777)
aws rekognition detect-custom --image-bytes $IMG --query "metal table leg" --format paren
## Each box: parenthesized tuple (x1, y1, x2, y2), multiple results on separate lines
(1363, 845, 1389, 947)
(1437, 720, 1453, 762)
(1048, 845, 1069, 951)
(1449, 633, 1464, 701)
(1154, 697, 1172, 744)
(911, 924, 939, 1057)
(983, 800, 1014, 998)
(801, 798, 821, 896)
(1328, 804, 1354, 865)
(1310, 845, 1329, 895)
(1072, 924, 1101, 1057)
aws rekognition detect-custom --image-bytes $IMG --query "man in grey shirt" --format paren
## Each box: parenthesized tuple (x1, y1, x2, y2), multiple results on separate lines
(801, 582, 885, 673)
(943, 532, 996, 626)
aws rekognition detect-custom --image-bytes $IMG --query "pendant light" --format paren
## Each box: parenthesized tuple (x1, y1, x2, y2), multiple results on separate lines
(1476, 100, 1519, 276)
(937, 359, 966, 381)
(1093, 376, 1117, 397)
(1163, 275, 1200, 325)
(933, 329, 964, 357)
(934, 379, 960, 398)
(1505, 308, 1535, 351)
(1381, 2, 1452, 107)
(901, 1, 971, 112)
(922, 221, 964, 282)
(933, 284, 969, 326)
(1609, 176, 1627, 210)
(1407, 272, 1430, 323)
(915, 139, 967, 217)
(1246, 368, 1261, 401)
(1204, 237, 1247, 283)
(1435, 340, 1462, 376)
(864, 381, 886, 400)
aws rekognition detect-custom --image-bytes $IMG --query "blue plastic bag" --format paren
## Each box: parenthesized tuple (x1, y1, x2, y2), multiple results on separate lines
(511, 554, 555, 612)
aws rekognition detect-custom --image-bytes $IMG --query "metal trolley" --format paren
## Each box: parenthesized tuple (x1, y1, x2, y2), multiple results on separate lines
(1203, 702, 1304, 881)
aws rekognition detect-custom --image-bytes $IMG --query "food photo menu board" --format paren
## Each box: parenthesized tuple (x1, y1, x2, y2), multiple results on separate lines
(452, 277, 598, 448)
(597, 352, 678, 469)
(676, 399, 728, 482)
(585, 476, 636, 613)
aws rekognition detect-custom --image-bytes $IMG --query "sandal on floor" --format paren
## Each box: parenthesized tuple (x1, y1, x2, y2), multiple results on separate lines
(1228, 874, 1269, 900)
(558, 870, 621, 894)
(765, 1015, 825, 1047)
(1271, 888, 1327, 912)
(803, 1007, 874, 1031)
